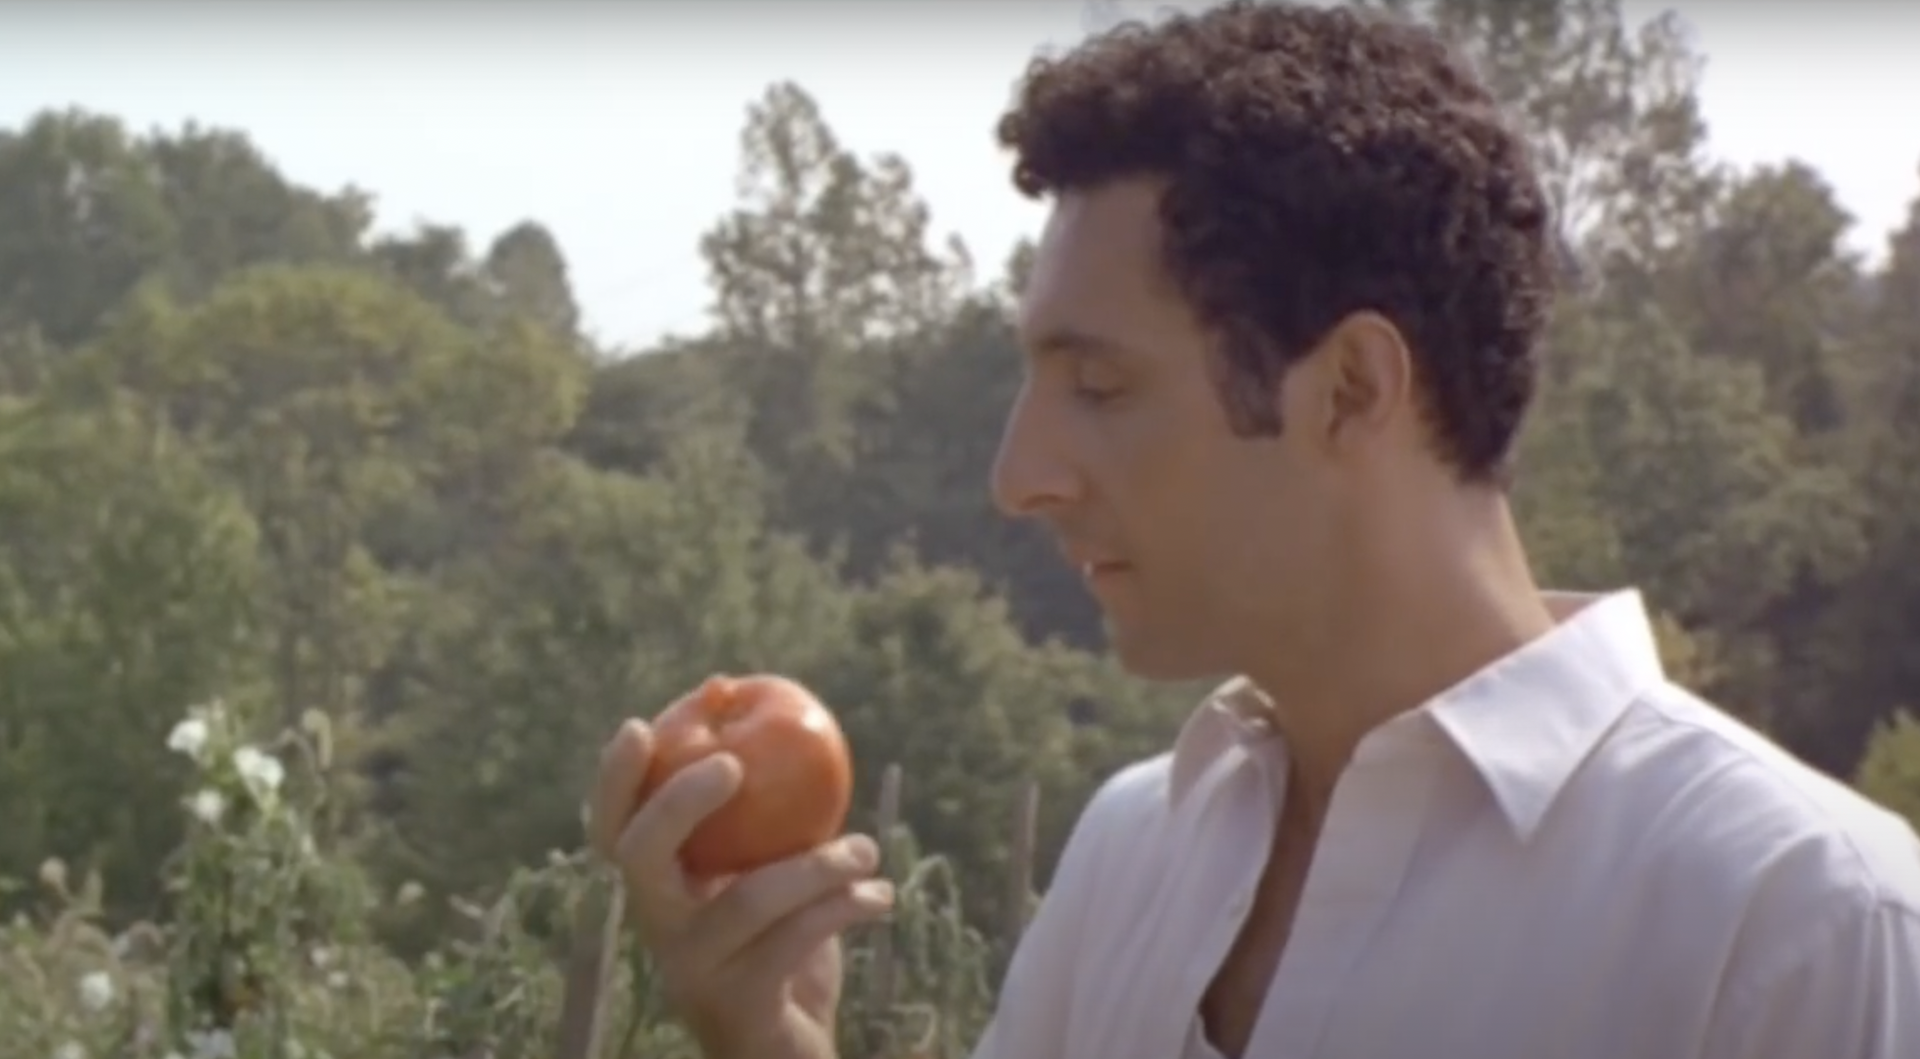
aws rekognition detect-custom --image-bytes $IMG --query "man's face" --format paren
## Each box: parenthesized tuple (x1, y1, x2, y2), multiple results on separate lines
(992, 179, 1361, 681)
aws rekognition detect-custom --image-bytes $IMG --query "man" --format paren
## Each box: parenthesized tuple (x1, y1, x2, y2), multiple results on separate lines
(588, 3, 1920, 1057)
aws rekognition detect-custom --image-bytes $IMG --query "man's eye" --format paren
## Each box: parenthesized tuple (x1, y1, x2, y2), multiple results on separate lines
(1070, 366, 1124, 405)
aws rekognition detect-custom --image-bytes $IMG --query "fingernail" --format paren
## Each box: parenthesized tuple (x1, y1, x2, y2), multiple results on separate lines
(697, 752, 741, 783)
(606, 720, 643, 758)
(844, 835, 879, 872)
(854, 879, 894, 910)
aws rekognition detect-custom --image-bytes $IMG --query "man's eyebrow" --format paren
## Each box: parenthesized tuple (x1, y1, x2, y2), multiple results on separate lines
(1027, 327, 1133, 360)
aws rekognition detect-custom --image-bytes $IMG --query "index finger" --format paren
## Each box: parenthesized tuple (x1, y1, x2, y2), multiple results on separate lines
(589, 719, 652, 862)
(616, 753, 744, 932)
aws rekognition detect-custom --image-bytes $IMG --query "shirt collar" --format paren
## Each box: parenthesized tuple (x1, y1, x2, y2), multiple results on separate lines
(1167, 677, 1274, 801)
(1166, 589, 1668, 841)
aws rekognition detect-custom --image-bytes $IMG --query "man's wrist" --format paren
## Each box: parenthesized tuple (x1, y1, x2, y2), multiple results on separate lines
(690, 1013, 837, 1059)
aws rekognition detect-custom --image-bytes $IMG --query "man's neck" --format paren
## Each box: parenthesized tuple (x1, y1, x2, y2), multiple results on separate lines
(1242, 502, 1555, 819)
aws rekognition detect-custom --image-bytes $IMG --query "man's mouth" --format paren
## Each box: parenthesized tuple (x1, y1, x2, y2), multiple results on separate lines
(1056, 535, 1130, 581)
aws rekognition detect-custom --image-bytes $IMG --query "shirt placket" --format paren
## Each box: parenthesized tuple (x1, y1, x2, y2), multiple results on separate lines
(1166, 744, 1284, 1059)
(1246, 743, 1440, 1058)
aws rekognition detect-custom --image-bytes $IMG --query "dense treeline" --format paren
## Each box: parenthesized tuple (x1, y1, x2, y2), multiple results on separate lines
(3, 0, 1920, 1002)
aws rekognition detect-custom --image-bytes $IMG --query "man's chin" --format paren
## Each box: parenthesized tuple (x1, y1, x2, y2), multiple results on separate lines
(1105, 622, 1222, 683)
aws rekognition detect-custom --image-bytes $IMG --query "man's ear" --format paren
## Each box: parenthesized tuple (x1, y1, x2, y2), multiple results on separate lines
(1312, 310, 1415, 455)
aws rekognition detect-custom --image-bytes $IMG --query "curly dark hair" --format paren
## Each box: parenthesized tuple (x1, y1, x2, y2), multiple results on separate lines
(996, 0, 1555, 484)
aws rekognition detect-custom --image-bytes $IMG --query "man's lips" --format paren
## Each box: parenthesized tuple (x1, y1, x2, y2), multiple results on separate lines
(1055, 536, 1130, 579)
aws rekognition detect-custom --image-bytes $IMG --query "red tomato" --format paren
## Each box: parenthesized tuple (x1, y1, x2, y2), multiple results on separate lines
(639, 673, 853, 878)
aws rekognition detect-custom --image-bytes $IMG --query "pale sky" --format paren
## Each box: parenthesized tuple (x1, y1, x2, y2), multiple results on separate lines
(3, 2, 1916, 352)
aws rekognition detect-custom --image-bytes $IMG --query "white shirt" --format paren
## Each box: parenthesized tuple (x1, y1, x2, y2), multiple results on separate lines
(969, 590, 1920, 1059)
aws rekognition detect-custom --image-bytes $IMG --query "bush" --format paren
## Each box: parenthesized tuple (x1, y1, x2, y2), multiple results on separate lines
(0, 701, 1003, 1059)
(1855, 709, 1920, 831)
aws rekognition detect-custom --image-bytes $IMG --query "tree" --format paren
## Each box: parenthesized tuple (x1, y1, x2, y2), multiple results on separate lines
(700, 82, 970, 354)
(1656, 161, 1863, 435)
(693, 83, 974, 552)
(1823, 179, 1920, 771)
(0, 111, 176, 347)
(484, 221, 581, 343)
(1522, 297, 1864, 737)
(1854, 711, 1920, 830)
(0, 111, 376, 352)
(1379, 0, 1721, 269)
(0, 393, 261, 916)
(380, 428, 851, 904)
(142, 122, 373, 299)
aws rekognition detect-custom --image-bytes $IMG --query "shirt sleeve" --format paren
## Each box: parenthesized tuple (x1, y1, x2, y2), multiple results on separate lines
(1703, 896, 1920, 1059)
(966, 771, 1132, 1059)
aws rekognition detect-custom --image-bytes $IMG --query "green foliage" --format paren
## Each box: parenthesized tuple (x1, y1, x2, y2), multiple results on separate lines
(839, 824, 998, 1059)
(0, 395, 263, 919)
(0, 706, 1006, 1059)
(1856, 712, 1920, 830)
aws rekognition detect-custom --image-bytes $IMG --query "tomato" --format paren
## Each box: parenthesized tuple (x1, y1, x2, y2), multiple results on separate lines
(639, 672, 854, 878)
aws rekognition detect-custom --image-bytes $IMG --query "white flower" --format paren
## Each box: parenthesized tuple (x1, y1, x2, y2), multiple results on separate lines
(309, 945, 333, 969)
(166, 717, 210, 761)
(184, 1029, 236, 1059)
(285, 1042, 307, 1059)
(187, 789, 227, 825)
(231, 746, 284, 802)
(53, 1042, 85, 1059)
(77, 970, 113, 1011)
(326, 969, 349, 990)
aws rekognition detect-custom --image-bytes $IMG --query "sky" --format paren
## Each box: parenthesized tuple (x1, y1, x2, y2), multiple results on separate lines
(3, 1, 1917, 352)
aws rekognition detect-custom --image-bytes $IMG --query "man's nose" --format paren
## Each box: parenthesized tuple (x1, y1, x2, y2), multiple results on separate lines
(990, 393, 1081, 519)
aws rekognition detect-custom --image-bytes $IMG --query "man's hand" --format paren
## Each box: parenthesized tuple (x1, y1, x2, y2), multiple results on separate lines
(589, 710, 893, 1059)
